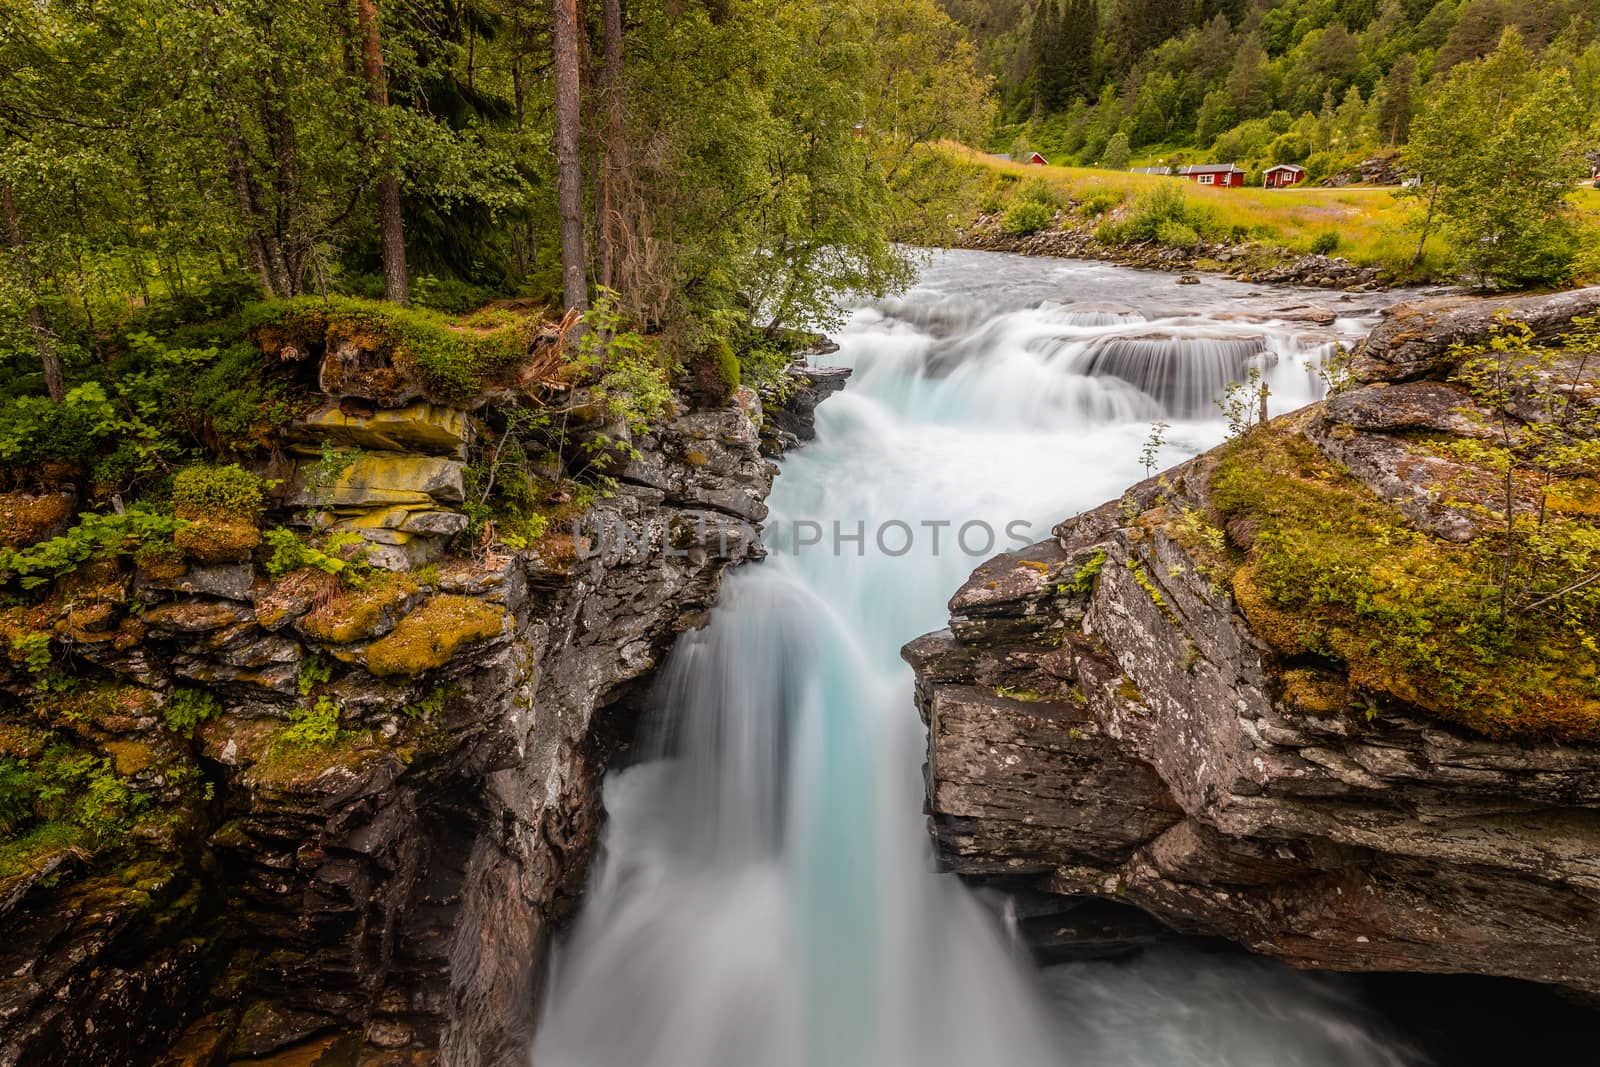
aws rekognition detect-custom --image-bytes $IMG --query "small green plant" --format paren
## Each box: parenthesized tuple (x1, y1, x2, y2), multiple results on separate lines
(1139, 421, 1170, 477)
(262, 527, 370, 583)
(9, 630, 52, 674)
(1002, 199, 1056, 236)
(1308, 344, 1355, 395)
(1310, 230, 1341, 255)
(296, 656, 334, 697)
(1217, 367, 1269, 439)
(163, 688, 219, 736)
(1068, 549, 1109, 594)
(298, 442, 361, 525)
(278, 696, 343, 752)
(0, 508, 181, 590)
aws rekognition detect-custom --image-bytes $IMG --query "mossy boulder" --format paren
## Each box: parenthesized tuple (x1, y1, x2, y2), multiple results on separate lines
(289, 401, 471, 458)
(363, 595, 507, 678)
(0, 491, 73, 548)
(285, 453, 465, 509)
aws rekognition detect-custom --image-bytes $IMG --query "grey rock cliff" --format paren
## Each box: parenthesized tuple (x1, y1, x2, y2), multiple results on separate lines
(905, 288, 1600, 996)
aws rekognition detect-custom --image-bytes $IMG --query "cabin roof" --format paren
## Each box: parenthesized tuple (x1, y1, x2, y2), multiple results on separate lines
(1177, 164, 1246, 175)
(1264, 163, 1305, 174)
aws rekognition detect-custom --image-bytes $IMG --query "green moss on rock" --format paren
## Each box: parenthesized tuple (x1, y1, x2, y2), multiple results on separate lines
(363, 594, 507, 678)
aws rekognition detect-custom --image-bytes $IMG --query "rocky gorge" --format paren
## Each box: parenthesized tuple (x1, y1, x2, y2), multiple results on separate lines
(0, 314, 846, 1066)
(906, 286, 1600, 1005)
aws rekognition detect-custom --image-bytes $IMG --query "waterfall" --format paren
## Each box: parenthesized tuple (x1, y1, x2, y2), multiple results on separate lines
(532, 250, 1415, 1067)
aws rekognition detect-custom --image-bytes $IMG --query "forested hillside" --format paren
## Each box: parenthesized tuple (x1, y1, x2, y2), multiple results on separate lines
(0, 0, 988, 417)
(951, 0, 1600, 179)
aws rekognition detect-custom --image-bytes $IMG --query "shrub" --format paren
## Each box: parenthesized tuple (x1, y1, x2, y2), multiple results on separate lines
(1075, 187, 1123, 218)
(1155, 220, 1202, 249)
(1100, 183, 1191, 243)
(171, 464, 265, 520)
(1002, 200, 1056, 236)
(1014, 176, 1058, 206)
(1310, 231, 1341, 255)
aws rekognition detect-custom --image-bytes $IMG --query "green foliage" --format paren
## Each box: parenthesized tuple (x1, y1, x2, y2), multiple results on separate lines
(1310, 230, 1341, 255)
(0, 507, 180, 590)
(0, 743, 147, 850)
(1002, 200, 1056, 236)
(1075, 187, 1124, 217)
(1100, 132, 1131, 170)
(1405, 29, 1588, 288)
(575, 294, 674, 436)
(1154, 219, 1201, 249)
(1067, 549, 1108, 595)
(261, 527, 369, 583)
(278, 696, 343, 752)
(171, 464, 264, 519)
(1217, 367, 1269, 439)
(296, 656, 334, 698)
(1098, 183, 1220, 245)
(1139, 421, 1170, 477)
(163, 689, 218, 737)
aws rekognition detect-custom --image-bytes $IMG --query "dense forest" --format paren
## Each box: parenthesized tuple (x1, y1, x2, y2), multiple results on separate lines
(947, 0, 1600, 177)
(0, 0, 989, 444)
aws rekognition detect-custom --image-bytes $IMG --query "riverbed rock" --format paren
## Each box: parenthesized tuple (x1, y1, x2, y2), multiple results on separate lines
(905, 287, 1600, 997)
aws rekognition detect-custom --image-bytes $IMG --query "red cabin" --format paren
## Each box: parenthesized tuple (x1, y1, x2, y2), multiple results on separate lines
(1026, 151, 1048, 166)
(1177, 164, 1246, 188)
(1264, 163, 1307, 189)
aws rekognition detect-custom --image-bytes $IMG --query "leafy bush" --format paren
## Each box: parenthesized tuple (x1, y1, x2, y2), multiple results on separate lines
(0, 508, 181, 590)
(1107, 187, 1196, 247)
(1310, 231, 1341, 255)
(262, 527, 369, 582)
(1075, 187, 1123, 218)
(1014, 177, 1058, 207)
(171, 464, 264, 520)
(1002, 200, 1056, 236)
(1155, 220, 1202, 249)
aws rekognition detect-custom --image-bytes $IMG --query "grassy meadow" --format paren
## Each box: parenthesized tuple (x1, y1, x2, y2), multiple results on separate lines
(951, 145, 1600, 285)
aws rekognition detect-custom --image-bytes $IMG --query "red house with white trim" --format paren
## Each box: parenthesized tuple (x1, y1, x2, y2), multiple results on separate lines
(1026, 151, 1048, 165)
(1177, 164, 1246, 188)
(1264, 163, 1306, 189)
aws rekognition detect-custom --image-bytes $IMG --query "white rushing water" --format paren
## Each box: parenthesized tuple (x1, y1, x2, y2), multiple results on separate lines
(533, 251, 1420, 1067)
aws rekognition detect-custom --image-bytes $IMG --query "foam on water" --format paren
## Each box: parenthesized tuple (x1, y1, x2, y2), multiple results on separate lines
(532, 250, 1417, 1067)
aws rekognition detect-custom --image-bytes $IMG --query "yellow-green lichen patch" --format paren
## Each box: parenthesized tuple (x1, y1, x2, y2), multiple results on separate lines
(1211, 424, 1600, 741)
(363, 595, 507, 678)
(296, 572, 419, 645)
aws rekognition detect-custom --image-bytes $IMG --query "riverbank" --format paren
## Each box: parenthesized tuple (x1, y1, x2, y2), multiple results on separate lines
(958, 210, 1386, 290)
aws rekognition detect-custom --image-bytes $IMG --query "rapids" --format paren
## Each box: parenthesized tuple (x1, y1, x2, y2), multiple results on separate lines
(532, 251, 1419, 1067)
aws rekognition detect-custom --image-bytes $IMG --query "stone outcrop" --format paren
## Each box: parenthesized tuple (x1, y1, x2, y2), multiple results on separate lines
(0, 334, 842, 1065)
(905, 288, 1600, 996)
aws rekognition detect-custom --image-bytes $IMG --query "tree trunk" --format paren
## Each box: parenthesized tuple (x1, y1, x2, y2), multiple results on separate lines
(552, 0, 589, 314)
(597, 0, 625, 294)
(358, 0, 409, 305)
(1, 185, 67, 402)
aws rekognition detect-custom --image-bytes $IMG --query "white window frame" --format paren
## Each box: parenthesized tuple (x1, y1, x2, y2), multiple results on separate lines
(1198, 174, 1215, 185)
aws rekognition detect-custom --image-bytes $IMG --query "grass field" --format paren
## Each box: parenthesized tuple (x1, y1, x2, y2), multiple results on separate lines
(952, 144, 1600, 285)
